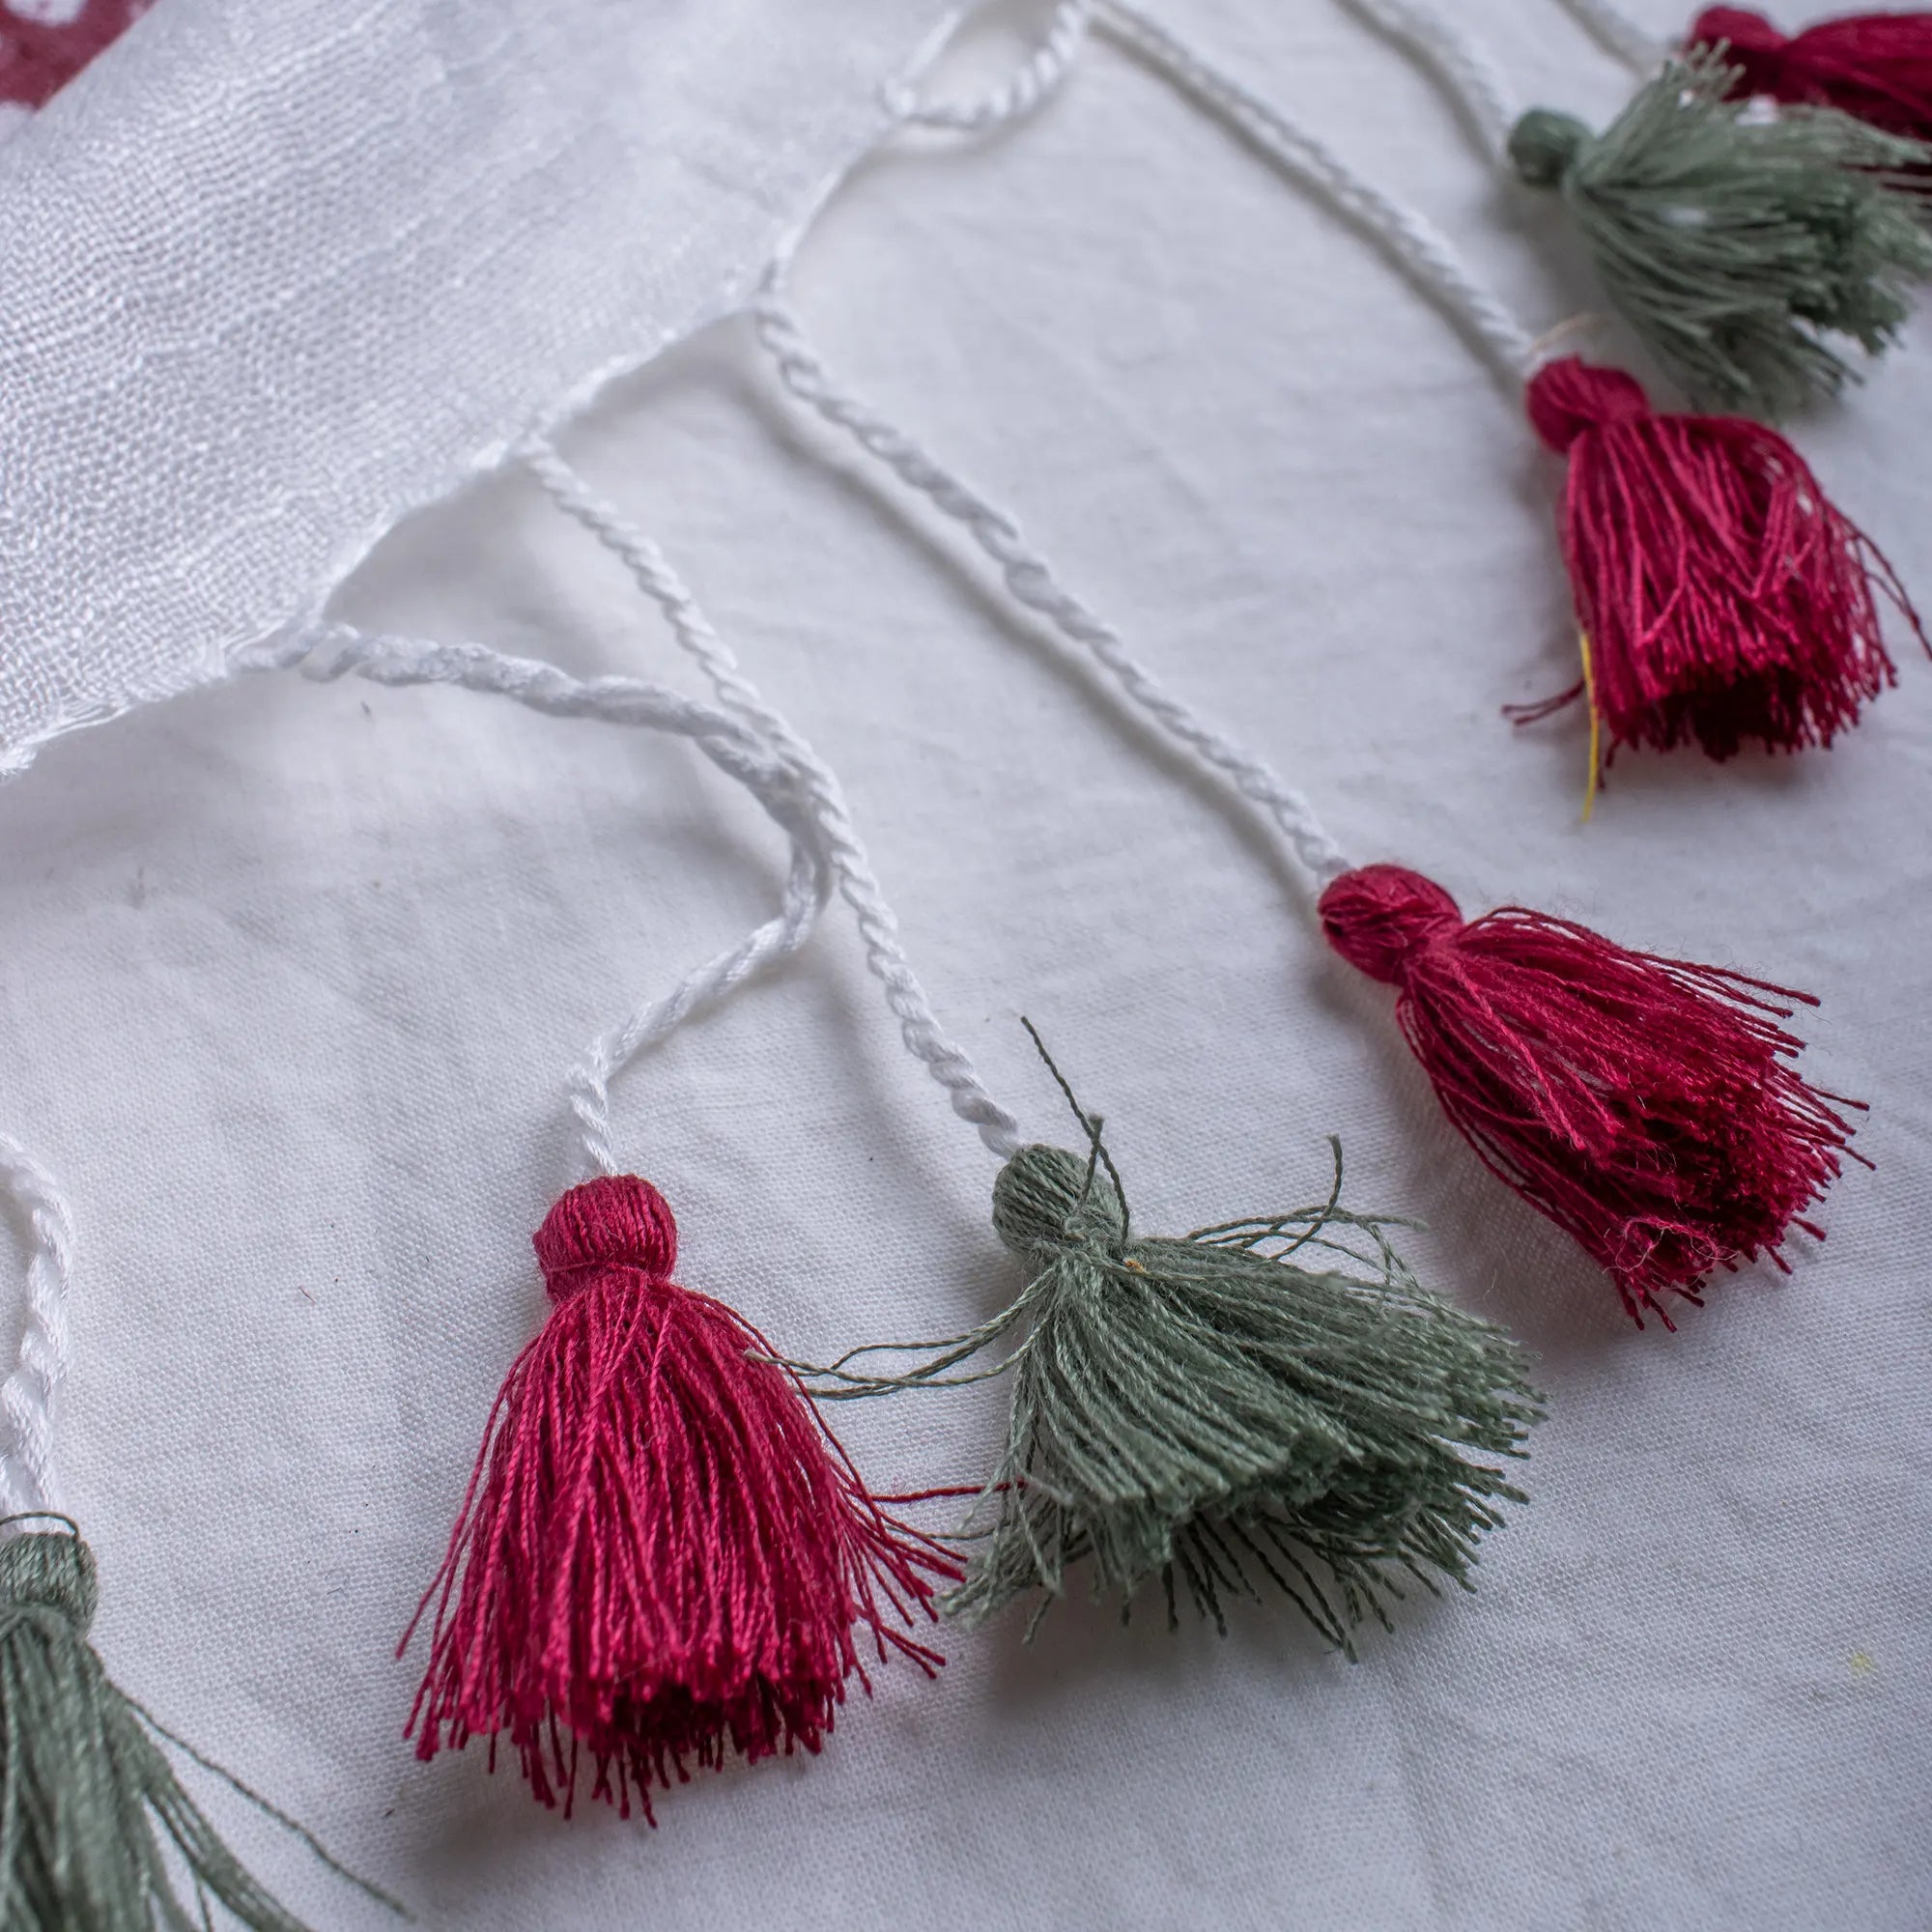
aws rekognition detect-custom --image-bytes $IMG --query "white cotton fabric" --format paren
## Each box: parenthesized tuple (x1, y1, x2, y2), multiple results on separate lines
(0, 1, 1928, 1927)
(0, 0, 954, 771)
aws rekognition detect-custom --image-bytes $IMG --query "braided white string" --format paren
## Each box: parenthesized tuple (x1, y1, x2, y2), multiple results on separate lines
(753, 293, 1353, 892)
(0, 1134, 77, 1520)
(572, 843, 830, 1178)
(1327, 0, 1522, 162)
(1098, 3, 1538, 384)
(523, 441, 1026, 1160)
(1551, 0, 1673, 73)
(886, 0, 1094, 132)
(249, 622, 834, 1178)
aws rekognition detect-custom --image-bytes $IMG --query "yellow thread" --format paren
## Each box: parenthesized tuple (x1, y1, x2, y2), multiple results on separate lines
(1122, 1257, 1147, 1274)
(1579, 631, 1602, 826)
(1851, 1650, 1875, 1677)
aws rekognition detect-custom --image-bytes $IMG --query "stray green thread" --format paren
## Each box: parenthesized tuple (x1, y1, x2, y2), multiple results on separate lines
(1510, 53, 1932, 418)
(798, 1036, 1544, 1653)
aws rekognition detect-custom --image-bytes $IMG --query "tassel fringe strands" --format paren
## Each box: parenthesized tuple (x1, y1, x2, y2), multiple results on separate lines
(1693, 10, 1932, 143)
(1507, 51, 1932, 418)
(1320, 866, 1863, 1325)
(805, 1044, 1541, 1651)
(1340, 0, 1932, 416)
(1091, 9, 1923, 767)
(1521, 355, 1923, 764)
(406, 1179, 956, 1821)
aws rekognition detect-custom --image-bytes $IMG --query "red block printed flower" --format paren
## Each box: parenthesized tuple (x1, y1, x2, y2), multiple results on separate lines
(1, 0, 149, 119)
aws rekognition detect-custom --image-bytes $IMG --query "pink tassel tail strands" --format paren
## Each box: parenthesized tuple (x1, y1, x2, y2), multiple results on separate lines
(405, 1177, 956, 1820)
(1518, 357, 1922, 772)
(1320, 866, 1865, 1326)
(1693, 7, 1932, 141)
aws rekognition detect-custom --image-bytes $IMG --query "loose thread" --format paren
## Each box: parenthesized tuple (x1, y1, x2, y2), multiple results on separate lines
(1579, 632, 1601, 825)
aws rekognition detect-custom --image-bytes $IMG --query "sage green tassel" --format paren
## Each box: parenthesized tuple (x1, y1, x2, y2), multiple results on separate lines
(1509, 52, 1932, 418)
(950, 1142, 1541, 1645)
(0, 1520, 403, 1930)
(804, 1035, 1542, 1651)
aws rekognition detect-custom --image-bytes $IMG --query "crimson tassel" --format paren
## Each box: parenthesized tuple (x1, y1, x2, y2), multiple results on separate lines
(404, 1175, 955, 1819)
(1320, 864, 1863, 1327)
(1518, 356, 1920, 767)
(1691, 8, 1932, 141)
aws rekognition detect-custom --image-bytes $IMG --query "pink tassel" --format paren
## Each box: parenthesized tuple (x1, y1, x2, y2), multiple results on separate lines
(1320, 864, 1864, 1327)
(1692, 7, 1932, 140)
(404, 1176, 955, 1819)
(1518, 356, 1920, 768)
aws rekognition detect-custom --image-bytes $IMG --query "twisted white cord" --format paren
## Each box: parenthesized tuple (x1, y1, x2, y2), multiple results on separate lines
(573, 839, 830, 1177)
(0, 1134, 76, 1519)
(753, 294, 1353, 892)
(1098, 3, 1537, 384)
(252, 622, 833, 1177)
(524, 442, 1026, 1160)
(1551, 0, 1672, 73)
(888, 0, 1094, 132)
(1327, 0, 1521, 162)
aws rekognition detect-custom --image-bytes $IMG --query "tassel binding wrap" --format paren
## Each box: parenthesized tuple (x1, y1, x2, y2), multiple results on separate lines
(1692, 8, 1932, 143)
(405, 1177, 956, 1821)
(0, 1525, 367, 1932)
(810, 1131, 1542, 1655)
(1520, 355, 1922, 765)
(1507, 52, 1932, 418)
(1321, 865, 1864, 1326)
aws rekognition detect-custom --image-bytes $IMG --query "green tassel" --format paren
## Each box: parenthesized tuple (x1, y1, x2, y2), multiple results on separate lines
(804, 1035, 1542, 1652)
(1509, 52, 1932, 418)
(0, 1520, 404, 1931)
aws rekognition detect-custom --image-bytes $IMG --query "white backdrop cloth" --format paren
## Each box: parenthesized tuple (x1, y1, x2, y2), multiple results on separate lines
(1, 1, 1928, 1927)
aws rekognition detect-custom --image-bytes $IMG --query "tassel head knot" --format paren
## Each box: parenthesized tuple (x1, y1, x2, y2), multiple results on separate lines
(534, 1174, 677, 1292)
(0, 1529, 98, 1629)
(992, 1144, 1127, 1255)
(1509, 107, 1590, 186)
(1319, 865, 1463, 984)
(1525, 357, 1652, 452)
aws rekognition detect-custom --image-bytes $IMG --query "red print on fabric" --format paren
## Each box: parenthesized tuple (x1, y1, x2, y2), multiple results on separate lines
(0, 0, 150, 112)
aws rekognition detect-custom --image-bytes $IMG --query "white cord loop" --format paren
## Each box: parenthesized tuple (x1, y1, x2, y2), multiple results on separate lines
(887, 0, 1094, 133)
(0, 1135, 77, 1520)
(257, 621, 836, 1178)
(524, 442, 1027, 1160)
(753, 291, 1354, 892)
(1328, 0, 1522, 162)
(1550, 0, 1673, 74)
(1098, 3, 1539, 383)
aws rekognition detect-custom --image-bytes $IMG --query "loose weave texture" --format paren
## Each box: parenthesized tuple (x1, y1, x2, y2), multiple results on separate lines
(0, 0, 953, 773)
(0, 0, 1927, 1929)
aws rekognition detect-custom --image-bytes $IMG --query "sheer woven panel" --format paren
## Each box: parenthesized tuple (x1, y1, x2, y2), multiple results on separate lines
(0, 0, 954, 773)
